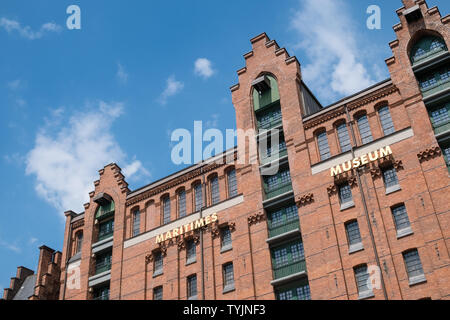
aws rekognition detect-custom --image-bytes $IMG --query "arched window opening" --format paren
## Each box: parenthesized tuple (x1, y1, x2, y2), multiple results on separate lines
(410, 36, 447, 65)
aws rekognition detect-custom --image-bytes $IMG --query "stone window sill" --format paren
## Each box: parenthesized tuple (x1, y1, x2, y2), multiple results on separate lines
(222, 285, 235, 294)
(348, 242, 364, 254)
(153, 270, 163, 278)
(358, 291, 375, 300)
(396, 226, 413, 239)
(409, 274, 426, 286)
(186, 259, 197, 266)
(340, 201, 355, 211)
(385, 184, 401, 195)
(220, 245, 232, 254)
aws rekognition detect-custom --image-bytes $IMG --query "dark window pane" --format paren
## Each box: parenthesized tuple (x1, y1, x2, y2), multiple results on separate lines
(382, 167, 399, 188)
(210, 176, 220, 205)
(194, 184, 203, 211)
(392, 205, 411, 231)
(337, 123, 351, 153)
(227, 169, 238, 197)
(354, 265, 371, 294)
(378, 106, 395, 135)
(132, 210, 140, 237)
(339, 183, 353, 204)
(223, 263, 234, 288)
(163, 197, 171, 224)
(403, 249, 424, 278)
(346, 220, 362, 245)
(153, 286, 163, 300)
(178, 190, 186, 218)
(357, 115, 373, 144)
(317, 131, 331, 160)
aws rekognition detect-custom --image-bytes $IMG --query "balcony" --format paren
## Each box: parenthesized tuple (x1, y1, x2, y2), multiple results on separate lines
(98, 230, 114, 242)
(273, 260, 306, 280)
(264, 182, 292, 200)
(260, 148, 288, 166)
(268, 218, 300, 239)
(421, 75, 450, 100)
(256, 101, 282, 132)
(412, 46, 448, 67)
(95, 260, 112, 275)
(93, 294, 109, 301)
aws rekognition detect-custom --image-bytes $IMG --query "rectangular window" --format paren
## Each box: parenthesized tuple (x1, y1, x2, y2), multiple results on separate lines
(441, 140, 450, 172)
(220, 227, 232, 250)
(338, 183, 353, 206)
(210, 176, 220, 205)
(272, 241, 305, 268)
(194, 183, 203, 212)
(95, 250, 112, 275)
(93, 285, 110, 301)
(227, 169, 238, 198)
(178, 190, 186, 218)
(378, 106, 395, 135)
(162, 197, 171, 225)
(403, 249, 425, 280)
(392, 204, 411, 232)
(153, 286, 163, 300)
(186, 239, 196, 264)
(357, 114, 373, 144)
(317, 131, 331, 160)
(223, 263, 235, 291)
(153, 251, 163, 275)
(187, 274, 197, 299)
(345, 220, 362, 246)
(132, 210, 140, 237)
(354, 265, 372, 297)
(75, 232, 83, 254)
(277, 281, 311, 300)
(382, 166, 399, 190)
(336, 123, 351, 153)
(98, 219, 114, 241)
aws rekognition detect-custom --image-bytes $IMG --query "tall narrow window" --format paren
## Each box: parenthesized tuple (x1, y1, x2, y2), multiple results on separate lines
(153, 251, 163, 276)
(220, 227, 232, 251)
(132, 209, 140, 237)
(354, 265, 373, 298)
(98, 219, 114, 241)
(95, 250, 112, 275)
(441, 141, 450, 172)
(227, 169, 238, 198)
(75, 232, 83, 254)
(186, 239, 196, 264)
(178, 190, 186, 218)
(392, 204, 411, 236)
(345, 220, 363, 253)
(403, 249, 426, 285)
(210, 176, 220, 205)
(162, 196, 171, 225)
(357, 114, 373, 144)
(317, 131, 331, 160)
(338, 183, 354, 209)
(382, 166, 400, 193)
(336, 122, 351, 153)
(153, 286, 163, 300)
(187, 274, 197, 300)
(378, 106, 395, 135)
(222, 263, 235, 292)
(93, 285, 110, 301)
(194, 183, 203, 212)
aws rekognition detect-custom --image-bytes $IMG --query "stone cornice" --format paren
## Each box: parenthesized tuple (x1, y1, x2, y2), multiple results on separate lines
(303, 84, 398, 130)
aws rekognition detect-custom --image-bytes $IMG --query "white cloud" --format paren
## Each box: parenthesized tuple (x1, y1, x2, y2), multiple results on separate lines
(25, 101, 150, 214)
(0, 239, 21, 254)
(0, 18, 62, 40)
(116, 63, 128, 84)
(29, 237, 38, 245)
(206, 113, 220, 129)
(194, 58, 215, 79)
(7, 79, 21, 90)
(290, 0, 382, 103)
(159, 75, 184, 105)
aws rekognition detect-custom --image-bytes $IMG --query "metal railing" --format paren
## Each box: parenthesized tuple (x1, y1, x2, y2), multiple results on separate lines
(273, 260, 306, 279)
(260, 148, 288, 165)
(421, 77, 450, 98)
(264, 182, 292, 200)
(268, 218, 300, 238)
(412, 47, 447, 66)
(95, 260, 112, 275)
(98, 230, 114, 242)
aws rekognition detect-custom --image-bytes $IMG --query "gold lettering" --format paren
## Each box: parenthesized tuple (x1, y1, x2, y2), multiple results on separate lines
(352, 158, 361, 168)
(368, 151, 379, 162)
(379, 146, 392, 158)
(342, 161, 352, 172)
(211, 213, 218, 223)
(172, 228, 179, 237)
(360, 154, 368, 165)
(330, 165, 343, 177)
(194, 218, 205, 229)
(205, 215, 211, 225)
(156, 234, 164, 244)
(164, 231, 172, 241)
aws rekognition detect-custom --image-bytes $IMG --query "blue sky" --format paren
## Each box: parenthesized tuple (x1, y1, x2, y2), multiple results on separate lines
(1, 0, 448, 294)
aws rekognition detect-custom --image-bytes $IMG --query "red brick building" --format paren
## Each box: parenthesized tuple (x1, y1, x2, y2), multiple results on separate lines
(19, 0, 450, 300)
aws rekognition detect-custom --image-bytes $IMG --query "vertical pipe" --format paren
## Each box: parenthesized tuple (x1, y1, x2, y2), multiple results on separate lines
(345, 104, 388, 300)
(200, 165, 206, 300)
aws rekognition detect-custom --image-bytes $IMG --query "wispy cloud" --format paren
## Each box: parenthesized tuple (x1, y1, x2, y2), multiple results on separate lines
(194, 58, 215, 79)
(7, 79, 22, 90)
(159, 75, 184, 105)
(205, 113, 220, 129)
(290, 0, 385, 103)
(116, 63, 128, 84)
(25, 101, 150, 214)
(0, 238, 21, 254)
(29, 237, 38, 245)
(0, 18, 62, 40)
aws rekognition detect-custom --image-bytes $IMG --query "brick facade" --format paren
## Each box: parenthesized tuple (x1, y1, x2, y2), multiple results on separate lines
(8, 0, 449, 301)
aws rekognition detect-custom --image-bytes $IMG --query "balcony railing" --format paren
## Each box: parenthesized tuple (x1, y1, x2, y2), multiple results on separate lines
(273, 260, 306, 280)
(432, 120, 450, 135)
(264, 182, 293, 200)
(421, 77, 450, 98)
(95, 260, 112, 275)
(412, 46, 447, 66)
(93, 294, 109, 301)
(260, 148, 288, 165)
(268, 218, 300, 238)
(98, 230, 114, 242)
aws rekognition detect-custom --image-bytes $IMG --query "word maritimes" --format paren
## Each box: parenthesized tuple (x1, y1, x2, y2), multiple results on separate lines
(155, 213, 218, 244)
(330, 146, 393, 177)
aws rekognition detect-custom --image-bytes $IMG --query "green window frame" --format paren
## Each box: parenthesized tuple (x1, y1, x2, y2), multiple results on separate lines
(271, 240, 306, 279)
(441, 139, 450, 173)
(263, 168, 292, 199)
(98, 219, 114, 241)
(429, 102, 450, 134)
(418, 66, 450, 97)
(93, 285, 110, 300)
(95, 250, 112, 275)
(410, 36, 447, 65)
(95, 201, 115, 220)
(267, 205, 300, 238)
(276, 280, 311, 300)
(255, 102, 282, 131)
